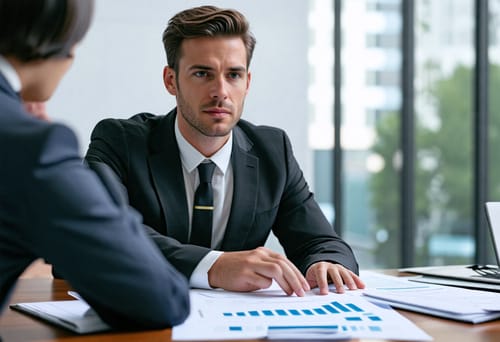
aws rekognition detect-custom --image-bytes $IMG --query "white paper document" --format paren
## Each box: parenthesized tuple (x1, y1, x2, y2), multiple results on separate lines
(172, 284, 431, 341)
(360, 271, 500, 323)
(10, 300, 111, 334)
(408, 275, 500, 292)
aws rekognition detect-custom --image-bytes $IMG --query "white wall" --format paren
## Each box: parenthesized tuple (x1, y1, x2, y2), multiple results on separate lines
(48, 0, 310, 179)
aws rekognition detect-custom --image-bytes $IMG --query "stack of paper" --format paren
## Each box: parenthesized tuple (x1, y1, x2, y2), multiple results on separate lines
(360, 271, 500, 324)
(10, 300, 110, 334)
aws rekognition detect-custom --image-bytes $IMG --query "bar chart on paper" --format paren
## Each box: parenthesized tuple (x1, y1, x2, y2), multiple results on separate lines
(172, 288, 432, 341)
(220, 299, 384, 334)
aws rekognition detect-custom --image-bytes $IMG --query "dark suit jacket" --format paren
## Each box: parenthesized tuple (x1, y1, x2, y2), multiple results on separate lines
(86, 109, 359, 279)
(0, 74, 189, 330)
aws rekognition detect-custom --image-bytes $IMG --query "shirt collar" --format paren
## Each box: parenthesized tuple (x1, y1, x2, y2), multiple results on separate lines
(0, 55, 22, 93)
(175, 114, 233, 174)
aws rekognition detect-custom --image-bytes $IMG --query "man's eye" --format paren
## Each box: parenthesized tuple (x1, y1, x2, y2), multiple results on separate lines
(228, 72, 242, 79)
(194, 71, 208, 77)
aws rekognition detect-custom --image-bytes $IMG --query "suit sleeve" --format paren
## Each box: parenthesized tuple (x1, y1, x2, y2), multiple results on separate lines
(85, 119, 210, 279)
(273, 132, 360, 275)
(25, 124, 190, 329)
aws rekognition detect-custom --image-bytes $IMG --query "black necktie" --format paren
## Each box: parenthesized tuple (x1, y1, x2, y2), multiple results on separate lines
(190, 161, 216, 247)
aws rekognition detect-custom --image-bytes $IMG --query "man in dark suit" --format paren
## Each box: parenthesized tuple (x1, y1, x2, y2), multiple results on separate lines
(0, 0, 189, 330)
(86, 5, 365, 296)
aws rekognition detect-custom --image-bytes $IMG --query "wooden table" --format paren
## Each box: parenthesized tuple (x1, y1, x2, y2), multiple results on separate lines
(1, 276, 500, 341)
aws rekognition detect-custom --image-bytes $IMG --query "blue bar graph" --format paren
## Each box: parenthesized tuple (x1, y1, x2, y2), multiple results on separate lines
(346, 303, 363, 312)
(222, 300, 373, 320)
(268, 325, 340, 332)
(220, 298, 385, 335)
(269, 325, 339, 330)
(226, 324, 385, 333)
(262, 310, 273, 316)
(332, 301, 350, 312)
(323, 304, 340, 314)
(313, 308, 327, 315)
(276, 309, 287, 316)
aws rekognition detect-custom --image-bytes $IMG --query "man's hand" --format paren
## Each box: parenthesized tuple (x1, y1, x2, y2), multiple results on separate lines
(208, 247, 310, 296)
(306, 261, 365, 295)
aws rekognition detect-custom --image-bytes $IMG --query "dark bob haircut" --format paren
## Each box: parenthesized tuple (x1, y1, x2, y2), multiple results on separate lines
(0, 0, 94, 61)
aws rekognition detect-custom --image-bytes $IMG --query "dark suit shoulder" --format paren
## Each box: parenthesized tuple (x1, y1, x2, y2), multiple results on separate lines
(234, 119, 295, 160)
(237, 119, 285, 135)
(235, 119, 288, 146)
(93, 112, 164, 137)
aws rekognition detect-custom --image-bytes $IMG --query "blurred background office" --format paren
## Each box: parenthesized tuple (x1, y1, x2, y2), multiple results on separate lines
(48, 0, 500, 269)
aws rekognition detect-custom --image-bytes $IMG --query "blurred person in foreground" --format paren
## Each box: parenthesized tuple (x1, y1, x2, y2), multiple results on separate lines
(0, 0, 189, 331)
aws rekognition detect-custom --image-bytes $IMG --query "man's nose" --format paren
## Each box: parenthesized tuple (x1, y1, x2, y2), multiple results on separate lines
(210, 76, 229, 100)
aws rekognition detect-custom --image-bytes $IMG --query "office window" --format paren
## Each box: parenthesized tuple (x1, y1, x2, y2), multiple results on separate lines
(366, 33, 400, 48)
(339, 0, 401, 268)
(414, 0, 475, 266)
(309, 0, 497, 268)
(366, 70, 400, 86)
(367, 0, 400, 12)
(308, 0, 403, 268)
(366, 108, 390, 126)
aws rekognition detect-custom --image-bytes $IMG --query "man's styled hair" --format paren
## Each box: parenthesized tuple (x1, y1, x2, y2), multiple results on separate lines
(162, 5, 256, 73)
(0, 0, 94, 61)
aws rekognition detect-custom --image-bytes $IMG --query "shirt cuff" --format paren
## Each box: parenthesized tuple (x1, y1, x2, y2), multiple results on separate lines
(189, 250, 224, 289)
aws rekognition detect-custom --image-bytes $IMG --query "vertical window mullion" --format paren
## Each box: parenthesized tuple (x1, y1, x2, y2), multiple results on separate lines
(474, 0, 489, 264)
(401, 0, 415, 267)
(333, 0, 343, 236)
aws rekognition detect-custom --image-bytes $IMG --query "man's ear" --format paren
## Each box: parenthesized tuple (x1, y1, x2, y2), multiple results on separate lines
(163, 66, 177, 95)
(246, 71, 251, 95)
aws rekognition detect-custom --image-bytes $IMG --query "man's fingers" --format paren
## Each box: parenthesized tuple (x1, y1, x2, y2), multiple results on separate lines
(253, 259, 304, 296)
(309, 263, 330, 295)
(252, 250, 309, 296)
(307, 262, 365, 294)
(327, 268, 346, 293)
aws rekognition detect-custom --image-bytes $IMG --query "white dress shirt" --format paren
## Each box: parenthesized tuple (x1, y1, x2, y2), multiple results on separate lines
(0, 55, 21, 92)
(174, 117, 234, 288)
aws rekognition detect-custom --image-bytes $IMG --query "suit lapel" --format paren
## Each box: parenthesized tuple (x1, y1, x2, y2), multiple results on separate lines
(148, 111, 190, 242)
(221, 127, 259, 250)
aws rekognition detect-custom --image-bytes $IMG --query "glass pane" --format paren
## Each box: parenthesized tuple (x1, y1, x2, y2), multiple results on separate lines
(309, 0, 335, 226)
(488, 0, 500, 263)
(345, 0, 403, 268)
(414, 0, 475, 266)
(309, 0, 403, 269)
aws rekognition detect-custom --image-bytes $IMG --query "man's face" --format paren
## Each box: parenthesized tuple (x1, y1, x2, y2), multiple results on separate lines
(164, 36, 251, 142)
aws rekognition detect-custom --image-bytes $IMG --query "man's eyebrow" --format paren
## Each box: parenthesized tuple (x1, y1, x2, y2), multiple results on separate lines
(228, 66, 247, 72)
(187, 65, 247, 72)
(188, 65, 212, 71)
